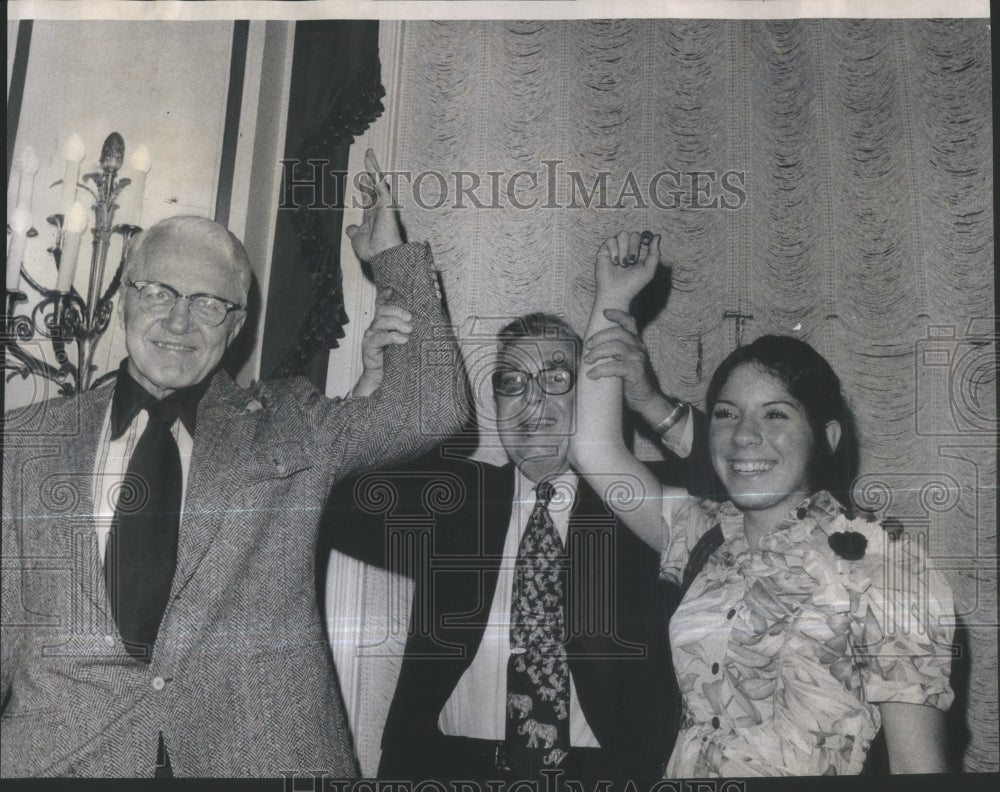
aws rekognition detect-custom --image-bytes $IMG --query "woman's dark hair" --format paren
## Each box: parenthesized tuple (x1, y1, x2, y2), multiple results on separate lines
(705, 335, 859, 505)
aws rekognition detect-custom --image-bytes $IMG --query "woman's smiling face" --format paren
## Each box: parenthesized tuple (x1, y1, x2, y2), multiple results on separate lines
(709, 362, 823, 528)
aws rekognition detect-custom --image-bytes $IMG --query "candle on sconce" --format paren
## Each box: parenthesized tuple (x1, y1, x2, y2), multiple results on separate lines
(121, 144, 152, 226)
(6, 206, 33, 292)
(60, 133, 86, 216)
(55, 202, 88, 293)
(6, 165, 19, 215)
(15, 147, 40, 213)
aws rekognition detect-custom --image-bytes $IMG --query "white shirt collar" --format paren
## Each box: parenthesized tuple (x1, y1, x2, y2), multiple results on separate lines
(512, 464, 577, 541)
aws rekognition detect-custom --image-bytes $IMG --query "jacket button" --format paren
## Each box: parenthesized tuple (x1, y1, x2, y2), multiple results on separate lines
(152, 676, 166, 691)
(104, 635, 115, 647)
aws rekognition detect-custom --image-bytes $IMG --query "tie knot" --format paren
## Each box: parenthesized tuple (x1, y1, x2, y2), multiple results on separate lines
(535, 480, 554, 506)
(145, 398, 178, 425)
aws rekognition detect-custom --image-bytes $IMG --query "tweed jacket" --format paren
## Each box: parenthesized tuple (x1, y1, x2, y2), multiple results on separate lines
(1, 243, 467, 777)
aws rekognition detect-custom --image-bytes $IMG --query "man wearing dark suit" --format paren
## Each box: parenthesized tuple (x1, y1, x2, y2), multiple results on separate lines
(1, 154, 467, 777)
(323, 311, 717, 783)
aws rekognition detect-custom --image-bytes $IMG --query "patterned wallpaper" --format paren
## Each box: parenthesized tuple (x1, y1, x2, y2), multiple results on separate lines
(382, 18, 995, 771)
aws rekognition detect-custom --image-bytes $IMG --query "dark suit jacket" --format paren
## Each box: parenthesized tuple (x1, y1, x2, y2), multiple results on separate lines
(322, 425, 718, 782)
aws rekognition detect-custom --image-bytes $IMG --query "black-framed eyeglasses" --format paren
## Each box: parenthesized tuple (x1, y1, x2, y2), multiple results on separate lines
(127, 280, 245, 327)
(492, 367, 575, 397)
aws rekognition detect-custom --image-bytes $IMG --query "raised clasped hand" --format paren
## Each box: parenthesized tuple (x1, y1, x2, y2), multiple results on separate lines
(349, 286, 414, 398)
(583, 308, 662, 411)
(595, 230, 662, 308)
(346, 148, 404, 263)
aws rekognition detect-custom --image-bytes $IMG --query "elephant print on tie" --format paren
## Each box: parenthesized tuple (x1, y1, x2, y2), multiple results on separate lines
(518, 719, 559, 749)
(507, 693, 533, 720)
(504, 481, 571, 776)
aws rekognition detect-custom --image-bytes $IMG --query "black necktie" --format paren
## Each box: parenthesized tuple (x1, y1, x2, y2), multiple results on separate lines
(105, 397, 182, 661)
(505, 480, 571, 776)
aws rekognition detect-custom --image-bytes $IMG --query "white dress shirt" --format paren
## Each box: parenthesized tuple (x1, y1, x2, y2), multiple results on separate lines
(438, 466, 600, 747)
(91, 403, 194, 562)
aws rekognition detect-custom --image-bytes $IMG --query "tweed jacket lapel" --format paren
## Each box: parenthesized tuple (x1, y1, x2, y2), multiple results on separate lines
(55, 385, 116, 621)
(168, 371, 256, 599)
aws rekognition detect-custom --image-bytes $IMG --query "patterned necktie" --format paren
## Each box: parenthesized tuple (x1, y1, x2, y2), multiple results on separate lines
(505, 480, 571, 776)
(105, 398, 182, 661)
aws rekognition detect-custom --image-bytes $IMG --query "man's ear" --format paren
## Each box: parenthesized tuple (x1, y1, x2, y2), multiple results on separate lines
(226, 313, 247, 346)
(824, 420, 842, 455)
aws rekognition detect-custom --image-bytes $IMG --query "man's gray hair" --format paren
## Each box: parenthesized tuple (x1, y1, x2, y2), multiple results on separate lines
(123, 215, 253, 300)
(496, 312, 581, 360)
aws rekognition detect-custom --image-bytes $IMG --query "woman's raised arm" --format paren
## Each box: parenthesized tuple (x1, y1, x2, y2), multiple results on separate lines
(570, 231, 682, 550)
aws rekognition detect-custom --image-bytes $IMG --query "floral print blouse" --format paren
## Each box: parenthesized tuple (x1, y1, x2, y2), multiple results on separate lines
(659, 490, 954, 777)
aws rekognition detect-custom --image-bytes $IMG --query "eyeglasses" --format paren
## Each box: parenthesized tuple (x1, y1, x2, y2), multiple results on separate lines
(127, 280, 245, 327)
(492, 367, 575, 397)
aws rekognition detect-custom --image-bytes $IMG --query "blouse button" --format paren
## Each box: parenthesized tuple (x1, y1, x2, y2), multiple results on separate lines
(712, 716, 720, 729)
(796, 507, 807, 519)
(726, 608, 736, 620)
(711, 662, 720, 674)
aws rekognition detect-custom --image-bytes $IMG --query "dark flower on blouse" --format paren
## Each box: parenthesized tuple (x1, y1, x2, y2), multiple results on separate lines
(881, 517, 904, 540)
(828, 531, 868, 560)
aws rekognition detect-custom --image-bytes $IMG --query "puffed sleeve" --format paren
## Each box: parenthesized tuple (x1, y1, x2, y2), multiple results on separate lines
(659, 493, 723, 586)
(851, 525, 955, 711)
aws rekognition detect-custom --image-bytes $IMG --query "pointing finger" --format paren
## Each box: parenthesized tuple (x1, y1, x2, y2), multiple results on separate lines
(364, 149, 383, 181)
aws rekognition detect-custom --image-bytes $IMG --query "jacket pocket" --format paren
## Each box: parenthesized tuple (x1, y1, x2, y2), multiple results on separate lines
(241, 442, 314, 485)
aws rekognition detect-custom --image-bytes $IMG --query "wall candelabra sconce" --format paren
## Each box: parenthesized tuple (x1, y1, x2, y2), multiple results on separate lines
(4, 132, 151, 395)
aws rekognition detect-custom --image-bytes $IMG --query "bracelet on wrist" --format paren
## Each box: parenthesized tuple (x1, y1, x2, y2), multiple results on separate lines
(654, 400, 689, 436)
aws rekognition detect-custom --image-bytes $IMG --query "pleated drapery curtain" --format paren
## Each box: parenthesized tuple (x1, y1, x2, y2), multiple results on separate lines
(378, 19, 994, 772)
(263, 21, 385, 385)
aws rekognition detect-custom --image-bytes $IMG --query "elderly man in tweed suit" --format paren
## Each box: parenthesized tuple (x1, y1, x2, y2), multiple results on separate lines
(1, 153, 467, 777)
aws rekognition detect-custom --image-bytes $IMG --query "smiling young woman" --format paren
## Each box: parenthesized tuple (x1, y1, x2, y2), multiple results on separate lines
(570, 231, 955, 777)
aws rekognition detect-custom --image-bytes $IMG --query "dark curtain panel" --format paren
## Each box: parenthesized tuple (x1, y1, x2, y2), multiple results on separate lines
(261, 20, 385, 385)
